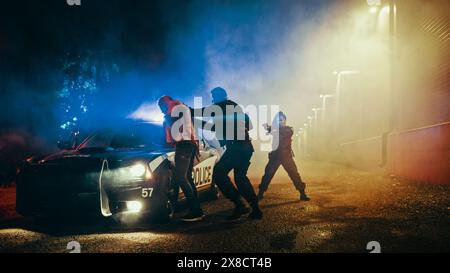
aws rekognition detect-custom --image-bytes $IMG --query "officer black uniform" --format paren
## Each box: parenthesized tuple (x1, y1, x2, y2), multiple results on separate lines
(258, 112, 310, 201)
(194, 87, 262, 220)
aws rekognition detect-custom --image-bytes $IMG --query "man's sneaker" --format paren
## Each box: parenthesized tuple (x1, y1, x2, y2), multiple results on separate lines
(227, 206, 251, 221)
(248, 208, 263, 220)
(180, 211, 205, 222)
(300, 193, 311, 201)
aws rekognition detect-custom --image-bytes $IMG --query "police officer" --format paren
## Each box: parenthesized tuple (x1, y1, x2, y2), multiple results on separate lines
(158, 95, 205, 222)
(258, 112, 310, 201)
(194, 87, 263, 220)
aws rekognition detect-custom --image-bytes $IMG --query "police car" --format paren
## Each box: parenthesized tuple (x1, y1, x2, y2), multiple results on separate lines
(16, 121, 222, 222)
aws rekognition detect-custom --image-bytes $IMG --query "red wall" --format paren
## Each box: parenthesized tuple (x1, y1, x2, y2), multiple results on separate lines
(388, 122, 450, 184)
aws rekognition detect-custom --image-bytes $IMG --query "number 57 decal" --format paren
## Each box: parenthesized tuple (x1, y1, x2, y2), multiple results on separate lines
(142, 188, 154, 198)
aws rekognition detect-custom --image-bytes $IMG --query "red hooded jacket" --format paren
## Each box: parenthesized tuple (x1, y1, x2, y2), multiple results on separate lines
(159, 96, 198, 148)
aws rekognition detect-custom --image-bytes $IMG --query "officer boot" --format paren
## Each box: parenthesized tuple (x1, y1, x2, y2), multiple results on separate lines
(227, 200, 251, 221)
(248, 202, 263, 220)
(257, 190, 264, 201)
(299, 190, 310, 201)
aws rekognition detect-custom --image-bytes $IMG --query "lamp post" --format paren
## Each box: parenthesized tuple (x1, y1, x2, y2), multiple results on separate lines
(333, 70, 359, 131)
(320, 94, 334, 125)
(333, 70, 359, 105)
(306, 119, 313, 156)
(320, 94, 334, 109)
(312, 107, 324, 159)
(303, 123, 310, 156)
(367, 0, 396, 132)
(388, 0, 397, 132)
(367, 0, 397, 167)
(297, 128, 304, 156)
(312, 107, 323, 134)
(307, 116, 313, 129)
(312, 108, 322, 122)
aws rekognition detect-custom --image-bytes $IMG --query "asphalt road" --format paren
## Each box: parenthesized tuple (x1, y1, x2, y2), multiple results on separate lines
(0, 160, 449, 253)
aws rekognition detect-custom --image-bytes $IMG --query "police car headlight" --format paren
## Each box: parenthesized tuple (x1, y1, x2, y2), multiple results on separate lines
(126, 201, 143, 213)
(113, 162, 152, 181)
(129, 163, 146, 177)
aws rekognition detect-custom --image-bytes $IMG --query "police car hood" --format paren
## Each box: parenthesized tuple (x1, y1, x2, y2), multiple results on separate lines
(27, 147, 172, 167)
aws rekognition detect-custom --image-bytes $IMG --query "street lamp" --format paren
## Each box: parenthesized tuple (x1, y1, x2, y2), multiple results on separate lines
(333, 70, 359, 103)
(333, 70, 359, 128)
(296, 128, 304, 155)
(367, 0, 381, 5)
(312, 108, 323, 124)
(320, 94, 334, 125)
(307, 116, 313, 129)
(312, 108, 324, 138)
(367, 0, 381, 13)
(369, 6, 378, 14)
(366, 0, 397, 167)
(302, 124, 310, 156)
(311, 108, 323, 146)
(320, 94, 334, 109)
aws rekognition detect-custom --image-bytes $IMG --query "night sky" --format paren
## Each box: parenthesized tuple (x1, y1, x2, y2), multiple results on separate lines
(0, 0, 329, 148)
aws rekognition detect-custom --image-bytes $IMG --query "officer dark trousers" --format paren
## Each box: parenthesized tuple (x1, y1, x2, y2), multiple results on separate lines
(174, 141, 202, 214)
(259, 151, 306, 195)
(212, 144, 259, 208)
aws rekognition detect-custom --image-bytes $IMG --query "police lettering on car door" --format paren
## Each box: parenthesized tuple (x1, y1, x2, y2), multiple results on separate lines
(191, 156, 216, 187)
(193, 165, 212, 186)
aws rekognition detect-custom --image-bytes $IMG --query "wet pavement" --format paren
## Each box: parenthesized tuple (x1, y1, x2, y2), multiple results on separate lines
(0, 160, 449, 253)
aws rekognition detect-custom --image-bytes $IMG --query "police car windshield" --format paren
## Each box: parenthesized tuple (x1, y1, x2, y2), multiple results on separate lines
(78, 122, 166, 150)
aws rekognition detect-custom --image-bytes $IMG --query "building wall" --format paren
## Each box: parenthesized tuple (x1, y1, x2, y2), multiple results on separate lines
(388, 122, 450, 183)
(335, 0, 450, 184)
(389, 0, 450, 183)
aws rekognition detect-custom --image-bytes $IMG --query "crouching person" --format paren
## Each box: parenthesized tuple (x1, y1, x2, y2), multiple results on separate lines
(258, 112, 310, 201)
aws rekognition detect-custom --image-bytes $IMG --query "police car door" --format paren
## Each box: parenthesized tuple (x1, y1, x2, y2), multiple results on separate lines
(192, 132, 222, 190)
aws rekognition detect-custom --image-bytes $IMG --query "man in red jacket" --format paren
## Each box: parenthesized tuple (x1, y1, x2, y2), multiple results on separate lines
(158, 95, 205, 222)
